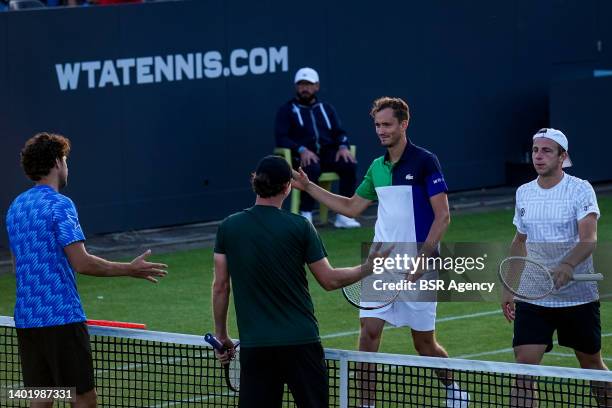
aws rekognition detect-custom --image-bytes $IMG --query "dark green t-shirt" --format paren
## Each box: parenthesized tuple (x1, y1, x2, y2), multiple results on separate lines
(214, 205, 327, 347)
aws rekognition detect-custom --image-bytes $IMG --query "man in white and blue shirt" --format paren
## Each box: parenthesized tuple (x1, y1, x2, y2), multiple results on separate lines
(6, 133, 167, 407)
(292, 97, 469, 408)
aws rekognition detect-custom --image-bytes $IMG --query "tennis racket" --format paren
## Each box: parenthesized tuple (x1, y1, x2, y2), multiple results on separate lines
(204, 333, 240, 392)
(498, 256, 603, 300)
(342, 243, 408, 310)
(342, 277, 402, 310)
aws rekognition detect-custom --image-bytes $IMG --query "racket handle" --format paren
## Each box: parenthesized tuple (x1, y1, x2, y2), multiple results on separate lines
(204, 333, 224, 351)
(573, 273, 604, 281)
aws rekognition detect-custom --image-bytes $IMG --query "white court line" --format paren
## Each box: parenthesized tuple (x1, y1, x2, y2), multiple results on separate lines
(94, 354, 204, 376)
(150, 390, 236, 408)
(458, 332, 612, 360)
(457, 347, 514, 359)
(321, 309, 500, 339)
(548, 352, 612, 363)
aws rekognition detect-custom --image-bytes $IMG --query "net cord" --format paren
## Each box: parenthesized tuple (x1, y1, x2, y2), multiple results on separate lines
(1, 315, 610, 383)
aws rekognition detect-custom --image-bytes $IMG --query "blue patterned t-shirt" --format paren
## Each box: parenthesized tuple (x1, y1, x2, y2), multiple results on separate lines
(6, 185, 86, 328)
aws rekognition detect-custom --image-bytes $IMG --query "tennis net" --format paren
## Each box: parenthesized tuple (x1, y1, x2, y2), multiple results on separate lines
(1, 316, 610, 407)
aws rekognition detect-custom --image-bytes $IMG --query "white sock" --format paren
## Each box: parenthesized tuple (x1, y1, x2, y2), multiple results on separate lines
(447, 381, 460, 390)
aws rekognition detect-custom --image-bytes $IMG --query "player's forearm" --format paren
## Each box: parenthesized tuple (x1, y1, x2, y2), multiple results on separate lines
(304, 183, 358, 217)
(560, 241, 597, 269)
(422, 212, 450, 256)
(561, 214, 598, 269)
(212, 281, 230, 337)
(321, 265, 370, 291)
(75, 254, 131, 277)
(510, 236, 527, 257)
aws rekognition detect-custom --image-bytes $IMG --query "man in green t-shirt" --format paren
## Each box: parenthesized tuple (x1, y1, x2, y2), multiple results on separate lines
(212, 155, 387, 408)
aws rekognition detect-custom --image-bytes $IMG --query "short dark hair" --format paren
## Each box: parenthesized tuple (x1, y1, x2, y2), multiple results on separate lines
(251, 173, 288, 198)
(20, 133, 71, 181)
(251, 155, 291, 198)
(370, 97, 410, 122)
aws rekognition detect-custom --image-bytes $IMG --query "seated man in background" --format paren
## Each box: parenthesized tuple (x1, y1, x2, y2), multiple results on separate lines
(274, 67, 360, 228)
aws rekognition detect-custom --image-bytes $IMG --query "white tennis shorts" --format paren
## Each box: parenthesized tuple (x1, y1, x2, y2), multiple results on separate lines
(359, 301, 437, 331)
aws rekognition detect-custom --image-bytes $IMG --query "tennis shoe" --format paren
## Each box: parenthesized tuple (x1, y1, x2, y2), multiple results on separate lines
(300, 211, 313, 223)
(334, 214, 361, 228)
(446, 382, 469, 408)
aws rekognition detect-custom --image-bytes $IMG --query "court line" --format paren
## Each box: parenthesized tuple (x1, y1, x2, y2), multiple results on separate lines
(94, 355, 200, 376)
(457, 347, 513, 359)
(548, 352, 612, 363)
(150, 390, 236, 408)
(320, 309, 500, 339)
(457, 332, 612, 360)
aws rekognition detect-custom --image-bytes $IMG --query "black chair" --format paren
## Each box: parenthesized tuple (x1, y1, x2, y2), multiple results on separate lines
(9, 0, 45, 10)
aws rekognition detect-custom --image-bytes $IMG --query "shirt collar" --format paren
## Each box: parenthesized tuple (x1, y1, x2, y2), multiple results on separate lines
(34, 184, 55, 192)
(384, 139, 412, 165)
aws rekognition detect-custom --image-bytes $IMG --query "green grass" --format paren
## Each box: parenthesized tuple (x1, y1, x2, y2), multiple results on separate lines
(1, 197, 611, 370)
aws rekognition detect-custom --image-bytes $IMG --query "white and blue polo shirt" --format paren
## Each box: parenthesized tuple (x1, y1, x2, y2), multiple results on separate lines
(356, 141, 448, 243)
(6, 185, 86, 328)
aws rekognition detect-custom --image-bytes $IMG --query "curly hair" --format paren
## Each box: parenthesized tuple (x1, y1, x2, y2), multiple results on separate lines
(20, 133, 71, 181)
(370, 97, 410, 122)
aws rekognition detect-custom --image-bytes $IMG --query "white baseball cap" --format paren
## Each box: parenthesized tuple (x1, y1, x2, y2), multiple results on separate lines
(294, 67, 319, 84)
(532, 128, 572, 168)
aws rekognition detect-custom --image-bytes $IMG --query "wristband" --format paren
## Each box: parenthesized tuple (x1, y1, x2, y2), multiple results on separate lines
(297, 146, 306, 154)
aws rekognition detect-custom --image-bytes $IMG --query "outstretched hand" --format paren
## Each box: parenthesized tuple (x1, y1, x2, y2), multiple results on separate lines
(364, 242, 395, 276)
(128, 249, 168, 283)
(291, 168, 311, 191)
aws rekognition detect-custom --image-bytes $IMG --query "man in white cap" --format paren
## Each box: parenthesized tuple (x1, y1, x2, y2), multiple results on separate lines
(502, 128, 610, 405)
(274, 67, 360, 228)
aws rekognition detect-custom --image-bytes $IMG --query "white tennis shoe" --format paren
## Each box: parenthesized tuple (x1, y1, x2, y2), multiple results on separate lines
(334, 214, 361, 228)
(446, 382, 470, 407)
(300, 211, 313, 223)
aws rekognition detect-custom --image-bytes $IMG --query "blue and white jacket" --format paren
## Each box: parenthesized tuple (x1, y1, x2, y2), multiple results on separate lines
(275, 97, 350, 154)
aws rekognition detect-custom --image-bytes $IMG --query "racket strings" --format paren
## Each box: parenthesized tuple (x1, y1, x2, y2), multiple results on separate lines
(227, 350, 240, 391)
(500, 258, 553, 299)
(343, 280, 363, 304)
(343, 271, 408, 308)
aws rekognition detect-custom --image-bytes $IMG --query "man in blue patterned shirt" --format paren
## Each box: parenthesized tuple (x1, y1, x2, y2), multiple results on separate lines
(6, 133, 167, 408)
